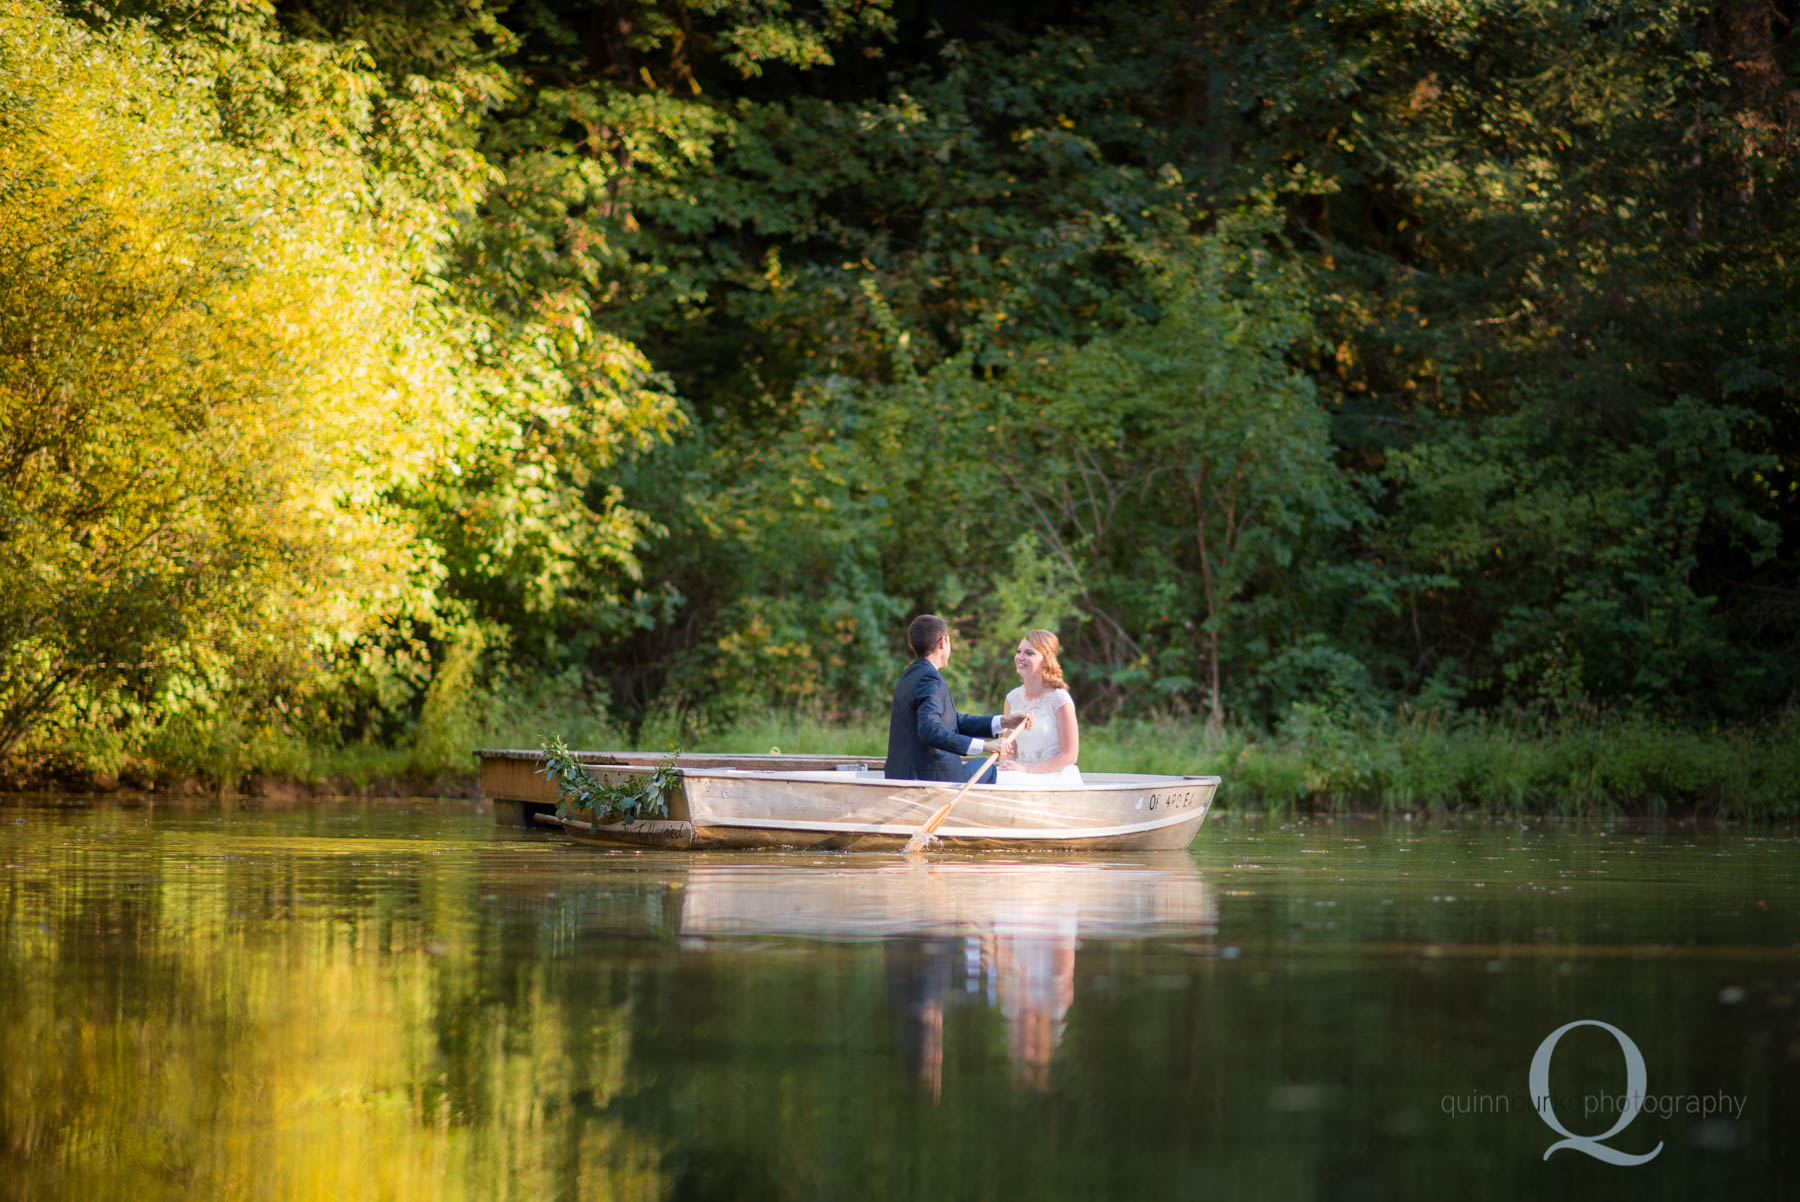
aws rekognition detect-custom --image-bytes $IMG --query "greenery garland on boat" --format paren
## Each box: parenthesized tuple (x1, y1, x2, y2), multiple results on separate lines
(538, 737, 680, 822)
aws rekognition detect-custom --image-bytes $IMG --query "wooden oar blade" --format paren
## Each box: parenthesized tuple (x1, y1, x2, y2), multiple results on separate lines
(902, 799, 955, 855)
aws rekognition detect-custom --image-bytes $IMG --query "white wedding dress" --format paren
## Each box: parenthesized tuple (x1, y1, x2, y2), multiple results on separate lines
(996, 686, 1083, 786)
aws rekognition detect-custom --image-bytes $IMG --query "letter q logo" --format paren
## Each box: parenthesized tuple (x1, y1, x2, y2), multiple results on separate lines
(1529, 1020, 1663, 1166)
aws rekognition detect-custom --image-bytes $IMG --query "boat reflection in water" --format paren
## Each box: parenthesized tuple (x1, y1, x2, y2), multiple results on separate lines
(676, 854, 1216, 1096)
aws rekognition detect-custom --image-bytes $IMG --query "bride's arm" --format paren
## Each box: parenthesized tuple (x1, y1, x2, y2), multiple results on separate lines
(1025, 698, 1080, 773)
(997, 699, 1019, 768)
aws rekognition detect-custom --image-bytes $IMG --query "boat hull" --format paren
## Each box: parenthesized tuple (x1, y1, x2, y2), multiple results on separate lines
(478, 750, 1218, 852)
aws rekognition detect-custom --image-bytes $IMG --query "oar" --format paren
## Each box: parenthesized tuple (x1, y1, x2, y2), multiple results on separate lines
(902, 749, 1001, 856)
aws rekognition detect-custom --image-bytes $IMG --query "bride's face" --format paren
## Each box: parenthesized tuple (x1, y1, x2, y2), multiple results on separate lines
(1014, 639, 1042, 680)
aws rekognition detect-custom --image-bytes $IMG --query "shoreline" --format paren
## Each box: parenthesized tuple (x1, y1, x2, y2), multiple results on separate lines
(2, 763, 1790, 826)
(0, 770, 482, 802)
(6, 710, 1794, 820)
(0, 785, 1746, 828)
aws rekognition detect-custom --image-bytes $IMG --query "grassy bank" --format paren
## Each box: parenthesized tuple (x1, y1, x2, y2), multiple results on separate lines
(673, 708, 1800, 821)
(8, 707, 1796, 820)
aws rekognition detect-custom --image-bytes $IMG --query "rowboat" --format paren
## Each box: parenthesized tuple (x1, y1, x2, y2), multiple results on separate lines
(479, 748, 1219, 851)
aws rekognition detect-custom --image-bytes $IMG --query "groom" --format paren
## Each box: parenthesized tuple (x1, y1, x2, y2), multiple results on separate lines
(885, 614, 1026, 782)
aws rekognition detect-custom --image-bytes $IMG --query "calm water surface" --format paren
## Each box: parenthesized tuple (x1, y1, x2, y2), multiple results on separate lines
(2, 797, 1797, 1201)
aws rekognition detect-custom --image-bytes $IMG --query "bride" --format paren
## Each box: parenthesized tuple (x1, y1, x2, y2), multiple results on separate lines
(996, 629, 1082, 786)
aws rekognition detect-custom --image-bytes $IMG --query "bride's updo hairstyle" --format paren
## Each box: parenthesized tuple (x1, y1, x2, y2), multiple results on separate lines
(1023, 629, 1066, 690)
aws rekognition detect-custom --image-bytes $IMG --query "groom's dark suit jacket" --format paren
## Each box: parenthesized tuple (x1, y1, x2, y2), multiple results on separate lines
(884, 658, 996, 781)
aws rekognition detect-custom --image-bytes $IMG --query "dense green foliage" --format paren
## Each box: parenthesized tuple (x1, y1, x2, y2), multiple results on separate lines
(3, 0, 1795, 793)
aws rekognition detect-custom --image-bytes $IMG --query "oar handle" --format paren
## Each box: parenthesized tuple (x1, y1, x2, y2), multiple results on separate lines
(917, 749, 1001, 838)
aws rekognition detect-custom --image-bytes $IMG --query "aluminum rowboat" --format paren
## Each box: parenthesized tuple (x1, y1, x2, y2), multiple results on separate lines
(479, 749, 1218, 852)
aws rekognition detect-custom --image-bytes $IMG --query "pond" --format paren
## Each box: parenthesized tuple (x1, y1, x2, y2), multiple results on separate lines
(2, 797, 1796, 1200)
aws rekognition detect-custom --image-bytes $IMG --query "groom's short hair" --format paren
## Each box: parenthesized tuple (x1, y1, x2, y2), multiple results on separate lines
(908, 614, 949, 657)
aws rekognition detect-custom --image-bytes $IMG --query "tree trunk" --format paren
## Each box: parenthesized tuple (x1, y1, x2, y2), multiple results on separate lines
(1715, 0, 1791, 206)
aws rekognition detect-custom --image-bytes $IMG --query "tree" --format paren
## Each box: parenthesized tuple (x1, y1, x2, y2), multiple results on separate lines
(0, 2, 460, 752)
(954, 220, 1375, 725)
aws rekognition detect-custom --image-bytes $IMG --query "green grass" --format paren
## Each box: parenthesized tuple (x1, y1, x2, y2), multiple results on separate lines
(662, 707, 1799, 821)
(10, 697, 1797, 819)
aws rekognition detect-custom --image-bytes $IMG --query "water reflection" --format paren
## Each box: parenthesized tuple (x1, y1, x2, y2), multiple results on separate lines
(992, 920, 1077, 1090)
(885, 938, 955, 1098)
(677, 857, 1213, 1093)
(3, 800, 1796, 1201)
(880, 931, 1075, 1095)
(673, 855, 1217, 939)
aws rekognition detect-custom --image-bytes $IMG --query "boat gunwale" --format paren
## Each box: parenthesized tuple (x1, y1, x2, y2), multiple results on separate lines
(474, 747, 881, 765)
(485, 757, 1216, 792)
(685, 768, 1218, 792)
(476, 748, 1218, 794)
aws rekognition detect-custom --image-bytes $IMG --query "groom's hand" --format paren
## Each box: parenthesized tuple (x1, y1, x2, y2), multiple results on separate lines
(1000, 712, 1033, 731)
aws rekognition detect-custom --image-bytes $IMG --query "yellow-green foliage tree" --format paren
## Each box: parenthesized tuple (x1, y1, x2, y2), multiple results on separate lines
(0, 1, 464, 756)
